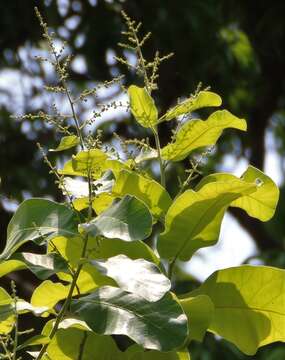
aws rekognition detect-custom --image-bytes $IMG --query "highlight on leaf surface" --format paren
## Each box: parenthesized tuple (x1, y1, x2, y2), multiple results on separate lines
(191, 265, 285, 355)
(0, 198, 79, 260)
(79, 195, 152, 241)
(91, 254, 171, 302)
(128, 85, 158, 128)
(158, 178, 257, 261)
(161, 110, 247, 161)
(164, 90, 222, 121)
(71, 286, 188, 351)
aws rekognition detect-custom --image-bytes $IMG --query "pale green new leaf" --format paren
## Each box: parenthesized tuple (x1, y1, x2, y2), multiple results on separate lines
(161, 110, 247, 161)
(165, 90, 222, 121)
(113, 170, 172, 219)
(49, 135, 79, 152)
(17, 335, 50, 351)
(0, 199, 79, 260)
(128, 85, 158, 128)
(196, 165, 279, 221)
(91, 255, 170, 302)
(179, 295, 214, 342)
(191, 265, 285, 355)
(46, 328, 124, 360)
(79, 195, 152, 241)
(157, 179, 256, 261)
(71, 286, 188, 351)
(125, 344, 191, 360)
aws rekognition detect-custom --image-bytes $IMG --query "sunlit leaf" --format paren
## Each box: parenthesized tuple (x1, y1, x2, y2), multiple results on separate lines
(71, 286, 188, 351)
(179, 295, 214, 342)
(0, 252, 69, 280)
(46, 328, 124, 360)
(17, 335, 50, 351)
(157, 179, 257, 261)
(79, 195, 152, 241)
(91, 255, 170, 302)
(72, 149, 108, 177)
(113, 170, 172, 219)
(164, 91, 222, 121)
(0, 199, 79, 260)
(191, 265, 285, 355)
(128, 85, 158, 128)
(0, 287, 14, 334)
(161, 110, 246, 161)
(196, 165, 279, 221)
(49, 236, 160, 268)
(49, 135, 79, 152)
(125, 344, 191, 359)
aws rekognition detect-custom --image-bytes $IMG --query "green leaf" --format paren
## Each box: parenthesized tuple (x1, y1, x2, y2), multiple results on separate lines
(49, 135, 79, 152)
(71, 286, 188, 351)
(113, 170, 172, 219)
(128, 85, 158, 128)
(157, 179, 257, 261)
(161, 110, 246, 161)
(191, 265, 285, 355)
(196, 165, 279, 221)
(79, 195, 152, 241)
(72, 149, 108, 176)
(17, 335, 50, 351)
(50, 235, 160, 267)
(125, 344, 191, 359)
(0, 199, 79, 260)
(46, 328, 124, 360)
(179, 295, 214, 342)
(91, 255, 170, 302)
(31, 280, 69, 312)
(165, 90, 222, 121)
(0, 287, 14, 334)
(0, 259, 26, 278)
(10, 252, 70, 279)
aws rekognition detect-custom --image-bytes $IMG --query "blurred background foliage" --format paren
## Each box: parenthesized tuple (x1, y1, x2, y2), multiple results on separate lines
(0, 0, 285, 359)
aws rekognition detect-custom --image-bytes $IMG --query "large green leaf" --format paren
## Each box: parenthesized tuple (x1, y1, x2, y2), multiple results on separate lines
(0, 252, 69, 280)
(128, 85, 158, 128)
(0, 199, 79, 260)
(49, 135, 79, 152)
(49, 236, 160, 267)
(91, 255, 170, 302)
(125, 344, 191, 360)
(161, 110, 246, 161)
(164, 91, 222, 121)
(79, 195, 152, 241)
(191, 265, 285, 355)
(196, 165, 279, 221)
(113, 170, 172, 219)
(179, 295, 214, 342)
(157, 179, 257, 261)
(71, 286, 188, 351)
(46, 328, 124, 360)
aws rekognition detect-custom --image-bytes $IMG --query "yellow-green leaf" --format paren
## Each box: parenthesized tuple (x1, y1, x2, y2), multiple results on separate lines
(161, 110, 247, 161)
(125, 344, 191, 359)
(128, 85, 158, 128)
(72, 149, 107, 177)
(191, 265, 285, 355)
(112, 169, 172, 219)
(179, 295, 214, 342)
(49, 135, 79, 152)
(50, 236, 160, 268)
(196, 165, 279, 221)
(165, 90, 222, 121)
(0, 287, 14, 334)
(157, 179, 257, 261)
(46, 328, 124, 360)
